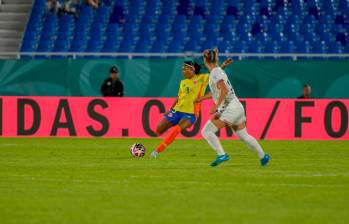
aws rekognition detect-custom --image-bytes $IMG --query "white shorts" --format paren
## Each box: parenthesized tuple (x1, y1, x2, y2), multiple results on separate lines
(218, 98, 246, 126)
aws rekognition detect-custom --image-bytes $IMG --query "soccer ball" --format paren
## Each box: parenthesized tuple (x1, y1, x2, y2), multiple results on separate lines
(130, 143, 146, 158)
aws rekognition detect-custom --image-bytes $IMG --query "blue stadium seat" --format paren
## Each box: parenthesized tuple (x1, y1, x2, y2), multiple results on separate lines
(37, 40, 54, 52)
(173, 31, 186, 42)
(86, 40, 103, 52)
(218, 41, 232, 53)
(151, 41, 166, 53)
(155, 23, 171, 36)
(20, 0, 349, 56)
(193, 6, 207, 18)
(167, 41, 183, 53)
(184, 41, 200, 52)
(232, 41, 248, 53)
(156, 31, 170, 42)
(70, 39, 87, 52)
(21, 39, 38, 52)
(188, 31, 203, 42)
(207, 15, 220, 24)
(102, 41, 119, 52)
(118, 40, 134, 52)
(106, 23, 120, 37)
(139, 29, 154, 42)
(280, 41, 297, 53)
(189, 15, 203, 24)
(336, 32, 347, 46)
(53, 40, 70, 52)
(134, 40, 151, 53)
(297, 41, 312, 53)
(174, 15, 187, 24)
(265, 40, 280, 53)
(200, 40, 218, 51)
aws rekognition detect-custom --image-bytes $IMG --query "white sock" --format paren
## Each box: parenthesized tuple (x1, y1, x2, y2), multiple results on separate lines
(236, 128, 265, 159)
(201, 121, 226, 156)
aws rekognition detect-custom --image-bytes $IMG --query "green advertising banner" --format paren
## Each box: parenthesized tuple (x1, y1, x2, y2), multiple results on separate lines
(0, 59, 349, 98)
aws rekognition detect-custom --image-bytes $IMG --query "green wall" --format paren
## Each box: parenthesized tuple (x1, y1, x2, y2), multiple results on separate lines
(0, 59, 349, 98)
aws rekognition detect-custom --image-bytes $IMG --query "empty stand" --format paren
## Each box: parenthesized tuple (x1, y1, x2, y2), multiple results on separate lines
(21, 0, 349, 56)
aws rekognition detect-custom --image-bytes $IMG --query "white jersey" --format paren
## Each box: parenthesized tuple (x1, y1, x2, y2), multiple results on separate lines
(209, 67, 236, 105)
(209, 67, 245, 125)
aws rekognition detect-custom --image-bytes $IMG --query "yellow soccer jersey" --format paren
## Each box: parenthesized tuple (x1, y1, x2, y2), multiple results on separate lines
(173, 73, 209, 115)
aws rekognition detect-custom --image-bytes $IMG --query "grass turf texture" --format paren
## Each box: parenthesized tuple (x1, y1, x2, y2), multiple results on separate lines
(0, 138, 348, 224)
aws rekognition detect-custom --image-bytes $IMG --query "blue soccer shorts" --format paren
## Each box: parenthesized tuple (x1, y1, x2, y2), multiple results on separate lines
(164, 110, 196, 125)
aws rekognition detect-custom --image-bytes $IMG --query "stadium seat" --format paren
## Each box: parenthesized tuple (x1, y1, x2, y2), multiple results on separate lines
(20, 0, 349, 57)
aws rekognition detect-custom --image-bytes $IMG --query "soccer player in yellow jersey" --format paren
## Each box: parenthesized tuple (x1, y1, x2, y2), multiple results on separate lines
(150, 59, 233, 158)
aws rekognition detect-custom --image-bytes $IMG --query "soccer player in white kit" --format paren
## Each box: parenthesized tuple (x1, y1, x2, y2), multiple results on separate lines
(196, 49, 270, 167)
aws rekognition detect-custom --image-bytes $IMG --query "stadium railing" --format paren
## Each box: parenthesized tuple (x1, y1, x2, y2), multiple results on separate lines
(0, 52, 349, 60)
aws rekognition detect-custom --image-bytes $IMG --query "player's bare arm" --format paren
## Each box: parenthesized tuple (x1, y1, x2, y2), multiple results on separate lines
(163, 97, 178, 116)
(194, 92, 212, 104)
(209, 80, 228, 114)
(196, 58, 232, 77)
(171, 98, 178, 109)
(220, 58, 233, 70)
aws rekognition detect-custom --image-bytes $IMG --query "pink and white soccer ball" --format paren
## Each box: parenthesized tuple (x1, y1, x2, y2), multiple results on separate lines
(130, 143, 146, 157)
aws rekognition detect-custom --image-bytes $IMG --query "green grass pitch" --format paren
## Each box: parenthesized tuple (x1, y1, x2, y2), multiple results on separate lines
(0, 138, 348, 224)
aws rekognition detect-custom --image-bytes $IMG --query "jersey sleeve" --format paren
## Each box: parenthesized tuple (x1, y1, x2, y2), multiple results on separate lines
(199, 73, 209, 85)
(211, 68, 225, 84)
(200, 73, 209, 95)
(177, 80, 183, 97)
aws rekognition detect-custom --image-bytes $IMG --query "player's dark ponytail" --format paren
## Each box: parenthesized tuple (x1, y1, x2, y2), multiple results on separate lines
(193, 62, 201, 74)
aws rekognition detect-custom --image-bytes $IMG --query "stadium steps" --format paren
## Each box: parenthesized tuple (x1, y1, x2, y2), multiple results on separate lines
(0, 0, 32, 58)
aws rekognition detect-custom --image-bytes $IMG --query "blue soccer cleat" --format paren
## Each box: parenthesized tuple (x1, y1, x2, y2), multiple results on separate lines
(210, 154, 230, 167)
(260, 154, 271, 166)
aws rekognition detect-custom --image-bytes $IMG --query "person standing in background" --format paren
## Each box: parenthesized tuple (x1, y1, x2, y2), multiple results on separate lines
(297, 84, 312, 99)
(86, 0, 99, 9)
(46, 0, 63, 14)
(101, 66, 124, 97)
(46, 0, 79, 17)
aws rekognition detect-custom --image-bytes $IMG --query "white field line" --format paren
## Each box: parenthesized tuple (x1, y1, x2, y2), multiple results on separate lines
(0, 144, 19, 147)
(0, 175, 348, 188)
